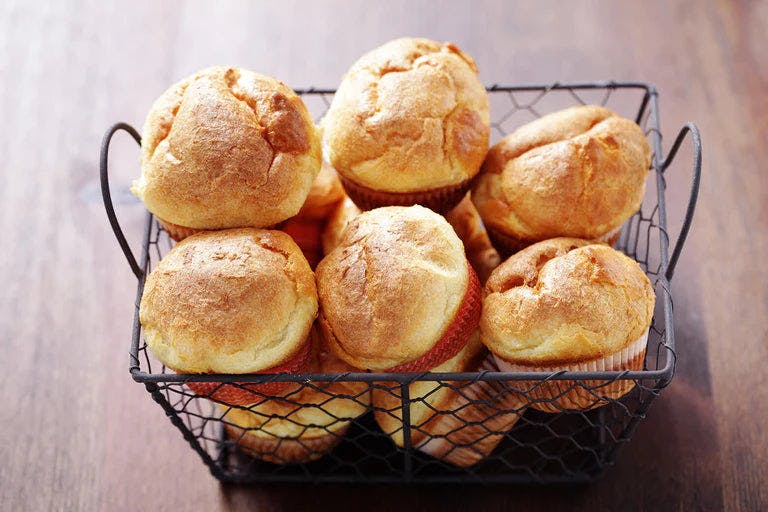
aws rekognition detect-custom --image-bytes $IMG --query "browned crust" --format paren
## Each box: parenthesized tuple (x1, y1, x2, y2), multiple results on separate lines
(293, 161, 346, 222)
(139, 228, 318, 373)
(444, 193, 501, 283)
(480, 238, 655, 366)
(316, 206, 470, 370)
(322, 38, 490, 193)
(471, 105, 651, 242)
(134, 66, 321, 230)
(320, 197, 362, 255)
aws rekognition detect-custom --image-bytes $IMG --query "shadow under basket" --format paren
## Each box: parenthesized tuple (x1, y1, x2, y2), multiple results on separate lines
(100, 81, 701, 484)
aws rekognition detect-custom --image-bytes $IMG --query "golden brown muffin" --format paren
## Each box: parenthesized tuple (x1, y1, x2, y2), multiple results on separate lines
(139, 228, 318, 404)
(320, 197, 362, 255)
(280, 161, 346, 268)
(293, 160, 346, 222)
(471, 105, 651, 256)
(445, 192, 501, 284)
(316, 205, 481, 372)
(480, 238, 655, 411)
(222, 325, 370, 464)
(133, 66, 321, 238)
(374, 332, 526, 467)
(322, 38, 490, 212)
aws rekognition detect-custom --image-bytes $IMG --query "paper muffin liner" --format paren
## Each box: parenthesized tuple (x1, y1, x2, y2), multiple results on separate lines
(414, 354, 527, 467)
(225, 423, 348, 464)
(184, 339, 312, 406)
(157, 218, 205, 242)
(339, 175, 470, 214)
(280, 218, 324, 269)
(386, 263, 482, 373)
(486, 227, 534, 259)
(494, 328, 649, 413)
(488, 224, 624, 259)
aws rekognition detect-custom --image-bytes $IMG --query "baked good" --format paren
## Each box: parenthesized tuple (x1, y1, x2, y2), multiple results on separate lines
(480, 238, 655, 412)
(293, 160, 346, 222)
(322, 38, 490, 213)
(139, 228, 318, 404)
(445, 192, 501, 284)
(132, 66, 322, 241)
(222, 324, 370, 464)
(321, 197, 362, 255)
(316, 205, 481, 372)
(471, 105, 651, 256)
(374, 332, 526, 467)
(281, 161, 346, 268)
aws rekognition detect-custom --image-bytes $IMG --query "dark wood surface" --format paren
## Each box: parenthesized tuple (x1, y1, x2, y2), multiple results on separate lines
(1, 1, 766, 510)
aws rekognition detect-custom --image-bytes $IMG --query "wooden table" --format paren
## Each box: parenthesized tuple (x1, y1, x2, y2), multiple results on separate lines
(1, 1, 765, 510)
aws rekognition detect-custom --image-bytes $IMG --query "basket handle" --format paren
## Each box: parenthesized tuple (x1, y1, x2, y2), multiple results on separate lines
(662, 122, 702, 281)
(100, 122, 144, 280)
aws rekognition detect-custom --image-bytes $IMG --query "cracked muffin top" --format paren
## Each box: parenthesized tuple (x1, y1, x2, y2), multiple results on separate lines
(139, 228, 318, 374)
(480, 238, 655, 365)
(315, 205, 474, 370)
(321, 38, 490, 192)
(471, 105, 651, 242)
(132, 67, 321, 230)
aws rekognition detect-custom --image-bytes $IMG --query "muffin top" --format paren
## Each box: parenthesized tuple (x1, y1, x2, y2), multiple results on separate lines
(322, 38, 490, 192)
(133, 66, 321, 229)
(139, 228, 318, 374)
(480, 238, 655, 365)
(472, 105, 651, 241)
(316, 205, 470, 370)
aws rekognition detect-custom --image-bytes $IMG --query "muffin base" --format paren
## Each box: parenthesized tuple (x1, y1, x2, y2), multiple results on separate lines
(487, 224, 623, 259)
(494, 329, 649, 413)
(184, 339, 312, 406)
(339, 175, 470, 214)
(158, 218, 205, 242)
(225, 423, 348, 464)
(414, 354, 527, 467)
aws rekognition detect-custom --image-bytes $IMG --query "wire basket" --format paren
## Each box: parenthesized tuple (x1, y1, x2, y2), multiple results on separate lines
(100, 81, 701, 484)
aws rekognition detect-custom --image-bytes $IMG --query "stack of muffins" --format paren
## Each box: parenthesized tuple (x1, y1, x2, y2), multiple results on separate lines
(134, 38, 655, 468)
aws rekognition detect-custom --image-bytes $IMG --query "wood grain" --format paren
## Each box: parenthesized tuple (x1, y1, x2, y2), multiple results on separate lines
(0, 0, 765, 510)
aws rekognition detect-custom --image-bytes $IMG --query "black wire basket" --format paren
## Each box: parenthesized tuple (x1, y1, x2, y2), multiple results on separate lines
(101, 81, 701, 484)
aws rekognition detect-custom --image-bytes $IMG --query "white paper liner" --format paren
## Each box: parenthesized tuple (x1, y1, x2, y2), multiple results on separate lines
(494, 328, 649, 412)
(415, 355, 527, 467)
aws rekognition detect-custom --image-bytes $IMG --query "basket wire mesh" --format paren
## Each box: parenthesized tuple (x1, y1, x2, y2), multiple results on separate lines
(101, 81, 701, 484)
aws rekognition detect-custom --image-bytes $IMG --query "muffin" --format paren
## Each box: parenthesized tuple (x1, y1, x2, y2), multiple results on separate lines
(221, 325, 370, 464)
(374, 332, 526, 467)
(321, 196, 362, 255)
(445, 192, 501, 284)
(322, 38, 490, 213)
(138, 229, 318, 405)
(471, 105, 651, 256)
(480, 238, 655, 412)
(133, 66, 322, 241)
(281, 161, 346, 268)
(316, 205, 481, 372)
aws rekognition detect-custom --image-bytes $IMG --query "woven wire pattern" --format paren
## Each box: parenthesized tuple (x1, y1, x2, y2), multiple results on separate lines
(130, 83, 674, 483)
